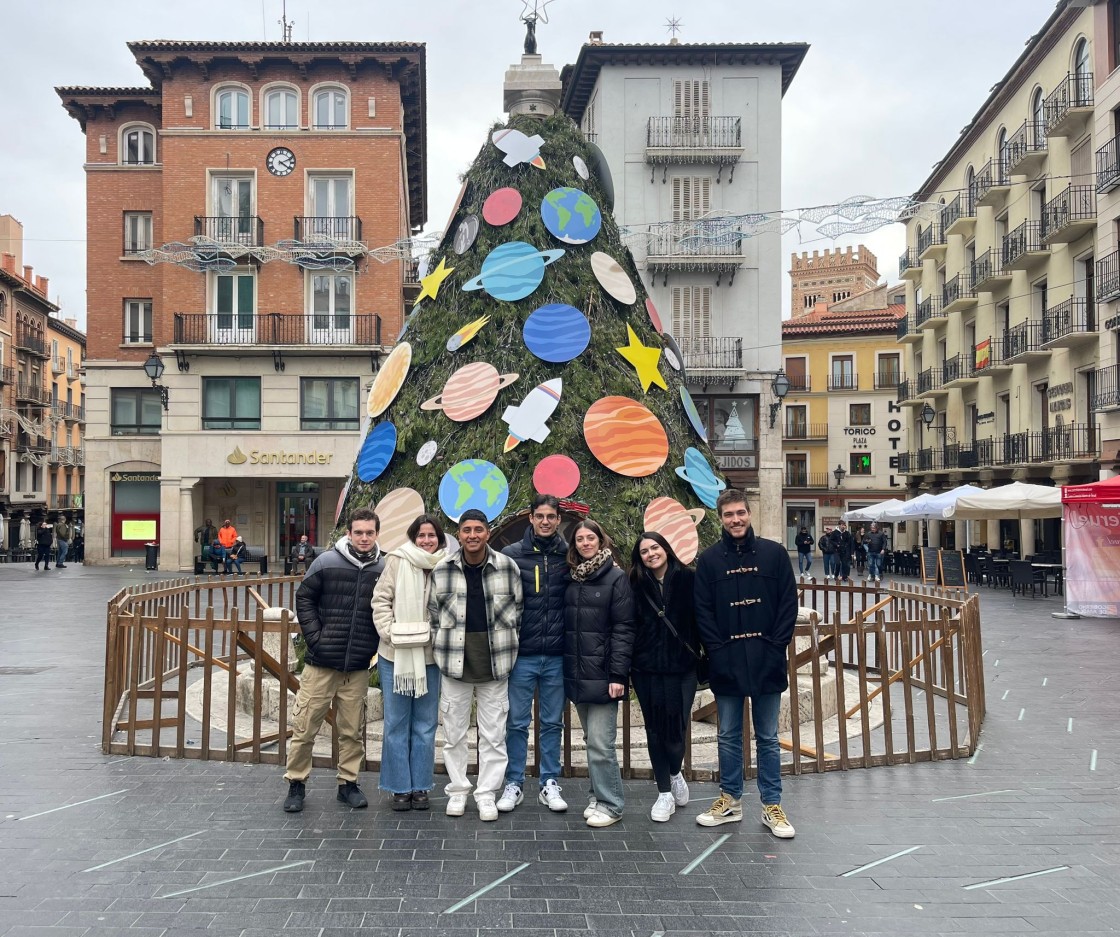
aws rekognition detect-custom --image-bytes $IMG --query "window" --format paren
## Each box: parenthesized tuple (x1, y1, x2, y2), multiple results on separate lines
(121, 125, 155, 165)
(672, 176, 711, 221)
(833, 290, 851, 303)
(211, 175, 255, 242)
(264, 87, 298, 129)
(850, 453, 872, 476)
(671, 285, 711, 344)
(213, 271, 256, 340)
(308, 174, 354, 238)
(673, 80, 710, 119)
(123, 300, 152, 344)
(202, 378, 261, 430)
(785, 455, 807, 487)
(300, 377, 359, 431)
(831, 355, 855, 390)
(313, 87, 348, 129)
(215, 86, 250, 129)
(784, 356, 808, 391)
(312, 273, 353, 332)
(877, 353, 900, 388)
(124, 212, 152, 254)
(1074, 38, 1091, 103)
(785, 404, 807, 437)
(710, 396, 755, 451)
(849, 404, 871, 426)
(111, 388, 163, 435)
(802, 293, 820, 309)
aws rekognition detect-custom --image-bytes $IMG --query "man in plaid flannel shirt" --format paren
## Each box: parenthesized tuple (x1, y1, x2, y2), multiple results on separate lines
(428, 509, 523, 821)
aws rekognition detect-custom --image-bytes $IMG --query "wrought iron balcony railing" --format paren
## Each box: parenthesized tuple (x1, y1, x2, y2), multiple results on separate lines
(173, 312, 383, 346)
(942, 272, 974, 308)
(1092, 364, 1120, 410)
(898, 379, 916, 403)
(1097, 251, 1120, 302)
(1025, 424, 1098, 463)
(783, 471, 830, 489)
(782, 423, 829, 441)
(1041, 184, 1095, 241)
(646, 116, 742, 150)
(1003, 119, 1047, 171)
(786, 374, 810, 392)
(646, 221, 744, 259)
(917, 367, 944, 395)
(974, 156, 1010, 204)
(873, 369, 901, 390)
(1002, 320, 1046, 361)
(1097, 133, 1120, 194)
(678, 336, 743, 371)
(0, 365, 14, 385)
(970, 248, 1006, 289)
(293, 216, 363, 243)
(1044, 71, 1094, 135)
(1002, 220, 1046, 268)
(827, 372, 858, 391)
(898, 248, 921, 278)
(193, 215, 265, 247)
(941, 191, 975, 231)
(15, 328, 47, 357)
(916, 296, 943, 326)
(15, 381, 50, 405)
(917, 224, 945, 256)
(1042, 297, 1095, 345)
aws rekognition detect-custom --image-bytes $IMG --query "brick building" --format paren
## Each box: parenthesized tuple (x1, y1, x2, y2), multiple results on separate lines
(789, 244, 880, 318)
(57, 40, 425, 568)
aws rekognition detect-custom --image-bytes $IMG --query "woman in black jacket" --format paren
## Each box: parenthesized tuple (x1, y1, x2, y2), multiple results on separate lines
(563, 519, 635, 828)
(629, 532, 699, 823)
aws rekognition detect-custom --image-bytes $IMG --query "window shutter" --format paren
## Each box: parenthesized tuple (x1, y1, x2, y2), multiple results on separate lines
(699, 177, 711, 217)
(699, 287, 711, 338)
(701, 80, 710, 118)
(673, 81, 683, 118)
(672, 177, 683, 221)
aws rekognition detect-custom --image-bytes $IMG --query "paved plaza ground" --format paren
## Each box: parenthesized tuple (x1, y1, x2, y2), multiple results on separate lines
(0, 558, 1117, 936)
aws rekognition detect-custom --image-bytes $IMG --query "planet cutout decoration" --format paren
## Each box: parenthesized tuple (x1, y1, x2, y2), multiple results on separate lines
(533, 454, 581, 499)
(420, 362, 519, 422)
(662, 333, 684, 372)
(367, 342, 412, 417)
(591, 252, 637, 304)
(416, 440, 437, 466)
(680, 387, 707, 442)
(446, 314, 490, 352)
(522, 304, 591, 362)
(645, 298, 664, 333)
(482, 187, 523, 226)
(462, 241, 565, 302)
(644, 497, 705, 566)
(334, 477, 352, 525)
(586, 141, 615, 211)
(439, 459, 510, 523)
(356, 421, 397, 483)
(502, 378, 562, 451)
(375, 488, 425, 552)
(453, 215, 480, 255)
(573, 155, 589, 180)
(492, 128, 546, 169)
(540, 187, 602, 245)
(675, 447, 727, 509)
(583, 396, 669, 478)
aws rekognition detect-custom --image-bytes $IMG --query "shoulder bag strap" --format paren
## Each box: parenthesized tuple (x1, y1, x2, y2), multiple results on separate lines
(640, 588, 702, 660)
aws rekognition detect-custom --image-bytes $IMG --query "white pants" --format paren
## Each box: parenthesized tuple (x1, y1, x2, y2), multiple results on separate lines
(440, 675, 509, 802)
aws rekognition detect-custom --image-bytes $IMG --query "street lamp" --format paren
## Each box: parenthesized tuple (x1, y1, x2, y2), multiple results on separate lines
(142, 352, 169, 411)
(921, 403, 936, 428)
(768, 369, 791, 428)
(833, 463, 847, 488)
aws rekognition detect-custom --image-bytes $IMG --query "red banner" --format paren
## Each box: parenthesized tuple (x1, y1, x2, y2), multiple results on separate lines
(1064, 501, 1120, 617)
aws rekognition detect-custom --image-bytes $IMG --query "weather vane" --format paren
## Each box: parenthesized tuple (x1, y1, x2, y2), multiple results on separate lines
(665, 16, 682, 40)
(520, 0, 556, 54)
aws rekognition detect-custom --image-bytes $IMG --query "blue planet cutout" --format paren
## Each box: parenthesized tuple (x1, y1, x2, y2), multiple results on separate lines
(541, 187, 602, 245)
(680, 387, 707, 442)
(462, 241, 565, 302)
(357, 421, 397, 483)
(675, 447, 726, 509)
(523, 304, 591, 362)
(438, 459, 510, 523)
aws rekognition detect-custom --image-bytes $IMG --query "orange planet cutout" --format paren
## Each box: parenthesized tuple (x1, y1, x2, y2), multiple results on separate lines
(420, 362, 519, 422)
(366, 342, 412, 418)
(583, 396, 669, 478)
(374, 487, 425, 553)
(643, 496, 704, 566)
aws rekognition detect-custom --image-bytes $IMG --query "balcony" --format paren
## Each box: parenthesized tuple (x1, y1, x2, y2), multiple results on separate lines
(941, 191, 976, 237)
(678, 336, 743, 379)
(873, 369, 902, 390)
(917, 224, 946, 261)
(51, 494, 84, 510)
(1002, 320, 1048, 363)
(1042, 297, 1096, 349)
(193, 215, 265, 248)
(173, 312, 383, 347)
(1002, 221, 1048, 271)
(974, 335, 1011, 374)
(975, 156, 1011, 207)
(1041, 185, 1095, 244)
(1097, 133, 1120, 194)
(0, 365, 13, 386)
(53, 401, 86, 423)
(1003, 120, 1048, 174)
(898, 379, 919, 405)
(293, 216, 364, 244)
(645, 221, 744, 281)
(16, 435, 50, 457)
(897, 314, 921, 343)
(14, 381, 49, 406)
(916, 296, 945, 329)
(645, 117, 743, 176)
(51, 356, 65, 375)
(14, 327, 48, 358)
(786, 374, 810, 393)
(1044, 72, 1094, 138)
(942, 353, 978, 387)
(1097, 251, 1120, 302)
(784, 470, 830, 489)
(827, 372, 858, 391)
(782, 422, 828, 442)
(970, 248, 1011, 292)
(1026, 424, 1099, 464)
(942, 272, 976, 313)
(1093, 364, 1120, 410)
(898, 248, 922, 280)
(67, 362, 81, 380)
(917, 366, 945, 397)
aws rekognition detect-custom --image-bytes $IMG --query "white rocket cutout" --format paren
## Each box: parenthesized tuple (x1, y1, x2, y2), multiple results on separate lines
(502, 378, 562, 452)
(492, 128, 546, 169)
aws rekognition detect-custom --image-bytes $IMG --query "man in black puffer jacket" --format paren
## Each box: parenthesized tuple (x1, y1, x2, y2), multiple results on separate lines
(497, 494, 570, 814)
(283, 508, 384, 813)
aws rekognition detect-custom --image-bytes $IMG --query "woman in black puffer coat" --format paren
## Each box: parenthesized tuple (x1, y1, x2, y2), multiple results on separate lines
(563, 519, 634, 828)
(629, 532, 700, 823)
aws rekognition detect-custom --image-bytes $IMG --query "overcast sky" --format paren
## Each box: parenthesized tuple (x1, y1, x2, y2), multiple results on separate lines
(1, 0, 1059, 330)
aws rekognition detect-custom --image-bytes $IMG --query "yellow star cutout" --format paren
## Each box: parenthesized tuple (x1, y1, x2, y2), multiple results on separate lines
(615, 324, 667, 392)
(418, 257, 455, 302)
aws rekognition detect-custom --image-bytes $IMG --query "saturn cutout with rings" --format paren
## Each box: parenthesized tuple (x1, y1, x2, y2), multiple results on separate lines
(462, 241, 566, 302)
(420, 362, 519, 422)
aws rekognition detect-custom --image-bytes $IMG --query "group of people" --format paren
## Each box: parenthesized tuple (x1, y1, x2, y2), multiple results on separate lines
(280, 487, 799, 840)
(32, 514, 81, 570)
(193, 518, 248, 574)
(795, 520, 888, 586)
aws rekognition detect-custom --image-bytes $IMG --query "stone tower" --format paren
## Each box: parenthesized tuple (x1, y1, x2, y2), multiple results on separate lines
(789, 245, 880, 318)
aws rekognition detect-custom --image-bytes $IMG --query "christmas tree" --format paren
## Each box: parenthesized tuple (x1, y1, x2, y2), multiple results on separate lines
(339, 109, 727, 558)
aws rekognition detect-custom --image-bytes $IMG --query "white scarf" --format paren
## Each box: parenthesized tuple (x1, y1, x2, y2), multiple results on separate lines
(390, 541, 445, 697)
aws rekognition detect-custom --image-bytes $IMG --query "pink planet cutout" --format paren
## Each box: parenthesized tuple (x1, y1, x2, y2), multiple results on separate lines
(482, 187, 523, 226)
(533, 454, 581, 499)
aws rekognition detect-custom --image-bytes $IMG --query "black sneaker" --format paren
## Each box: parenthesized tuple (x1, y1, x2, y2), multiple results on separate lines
(283, 780, 306, 813)
(337, 781, 368, 808)
(411, 791, 430, 811)
(392, 792, 412, 811)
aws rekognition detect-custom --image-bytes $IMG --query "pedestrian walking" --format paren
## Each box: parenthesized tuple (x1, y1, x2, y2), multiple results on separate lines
(564, 519, 635, 828)
(864, 522, 887, 586)
(832, 522, 854, 582)
(817, 526, 836, 579)
(282, 508, 385, 813)
(694, 489, 798, 839)
(428, 510, 523, 822)
(794, 526, 813, 576)
(629, 531, 699, 823)
(371, 514, 446, 812)
(34, 520, 54, 570)
(53, 514, 73, 568)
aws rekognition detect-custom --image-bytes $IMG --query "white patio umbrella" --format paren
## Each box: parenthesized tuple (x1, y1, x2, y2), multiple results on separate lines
(842, 498, 907, 522)
(18, 517, 32, 548)
(898, 484, 985, 520)
(942, 481, 1062, 519)
(0, 513, 6, 551)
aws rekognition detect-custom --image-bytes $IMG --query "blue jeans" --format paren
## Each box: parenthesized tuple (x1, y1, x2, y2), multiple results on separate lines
(797, 551, 812, 574)
(822, 554, 834, 576)
(377, 658, 441, 794)
(505, 654, 565, 788)
(56, 539, 70, 565)
(575, 701, 624, 817)
(867, 553, 883, 581)
(714, 691, 783, 805)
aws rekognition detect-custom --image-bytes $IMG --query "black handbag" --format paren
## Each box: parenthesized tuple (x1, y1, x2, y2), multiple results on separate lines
(641, 590, 709, 689)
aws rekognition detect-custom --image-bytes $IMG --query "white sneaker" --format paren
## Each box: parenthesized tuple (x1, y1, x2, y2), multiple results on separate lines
(583, 796, 599, 819)
(477, 797, 498, 822)
(651, 792, 676, 822)
(669, 772, 689, 806)
(761, 803, 795, 839)
(496, 783, 523, 813)
(876, 579, 882, 587)
(586, 809, 621, 828)
(446, 792, 468, 817)
(538, 779, 568, 812)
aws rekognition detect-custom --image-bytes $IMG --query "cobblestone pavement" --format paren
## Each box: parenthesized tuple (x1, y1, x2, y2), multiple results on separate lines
(0, 561, 1118, 936)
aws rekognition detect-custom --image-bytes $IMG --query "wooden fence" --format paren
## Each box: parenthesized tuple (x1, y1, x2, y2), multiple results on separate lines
(103, 576, 984, 780)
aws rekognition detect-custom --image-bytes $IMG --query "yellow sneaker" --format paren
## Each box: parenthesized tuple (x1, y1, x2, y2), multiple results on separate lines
(696, 792, 742, 827)
(761, 803, 795, 838)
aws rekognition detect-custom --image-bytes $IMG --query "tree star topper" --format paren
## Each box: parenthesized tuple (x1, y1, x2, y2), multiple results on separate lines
(418, 257, 455, 302)
(615, 324, 667, 392)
